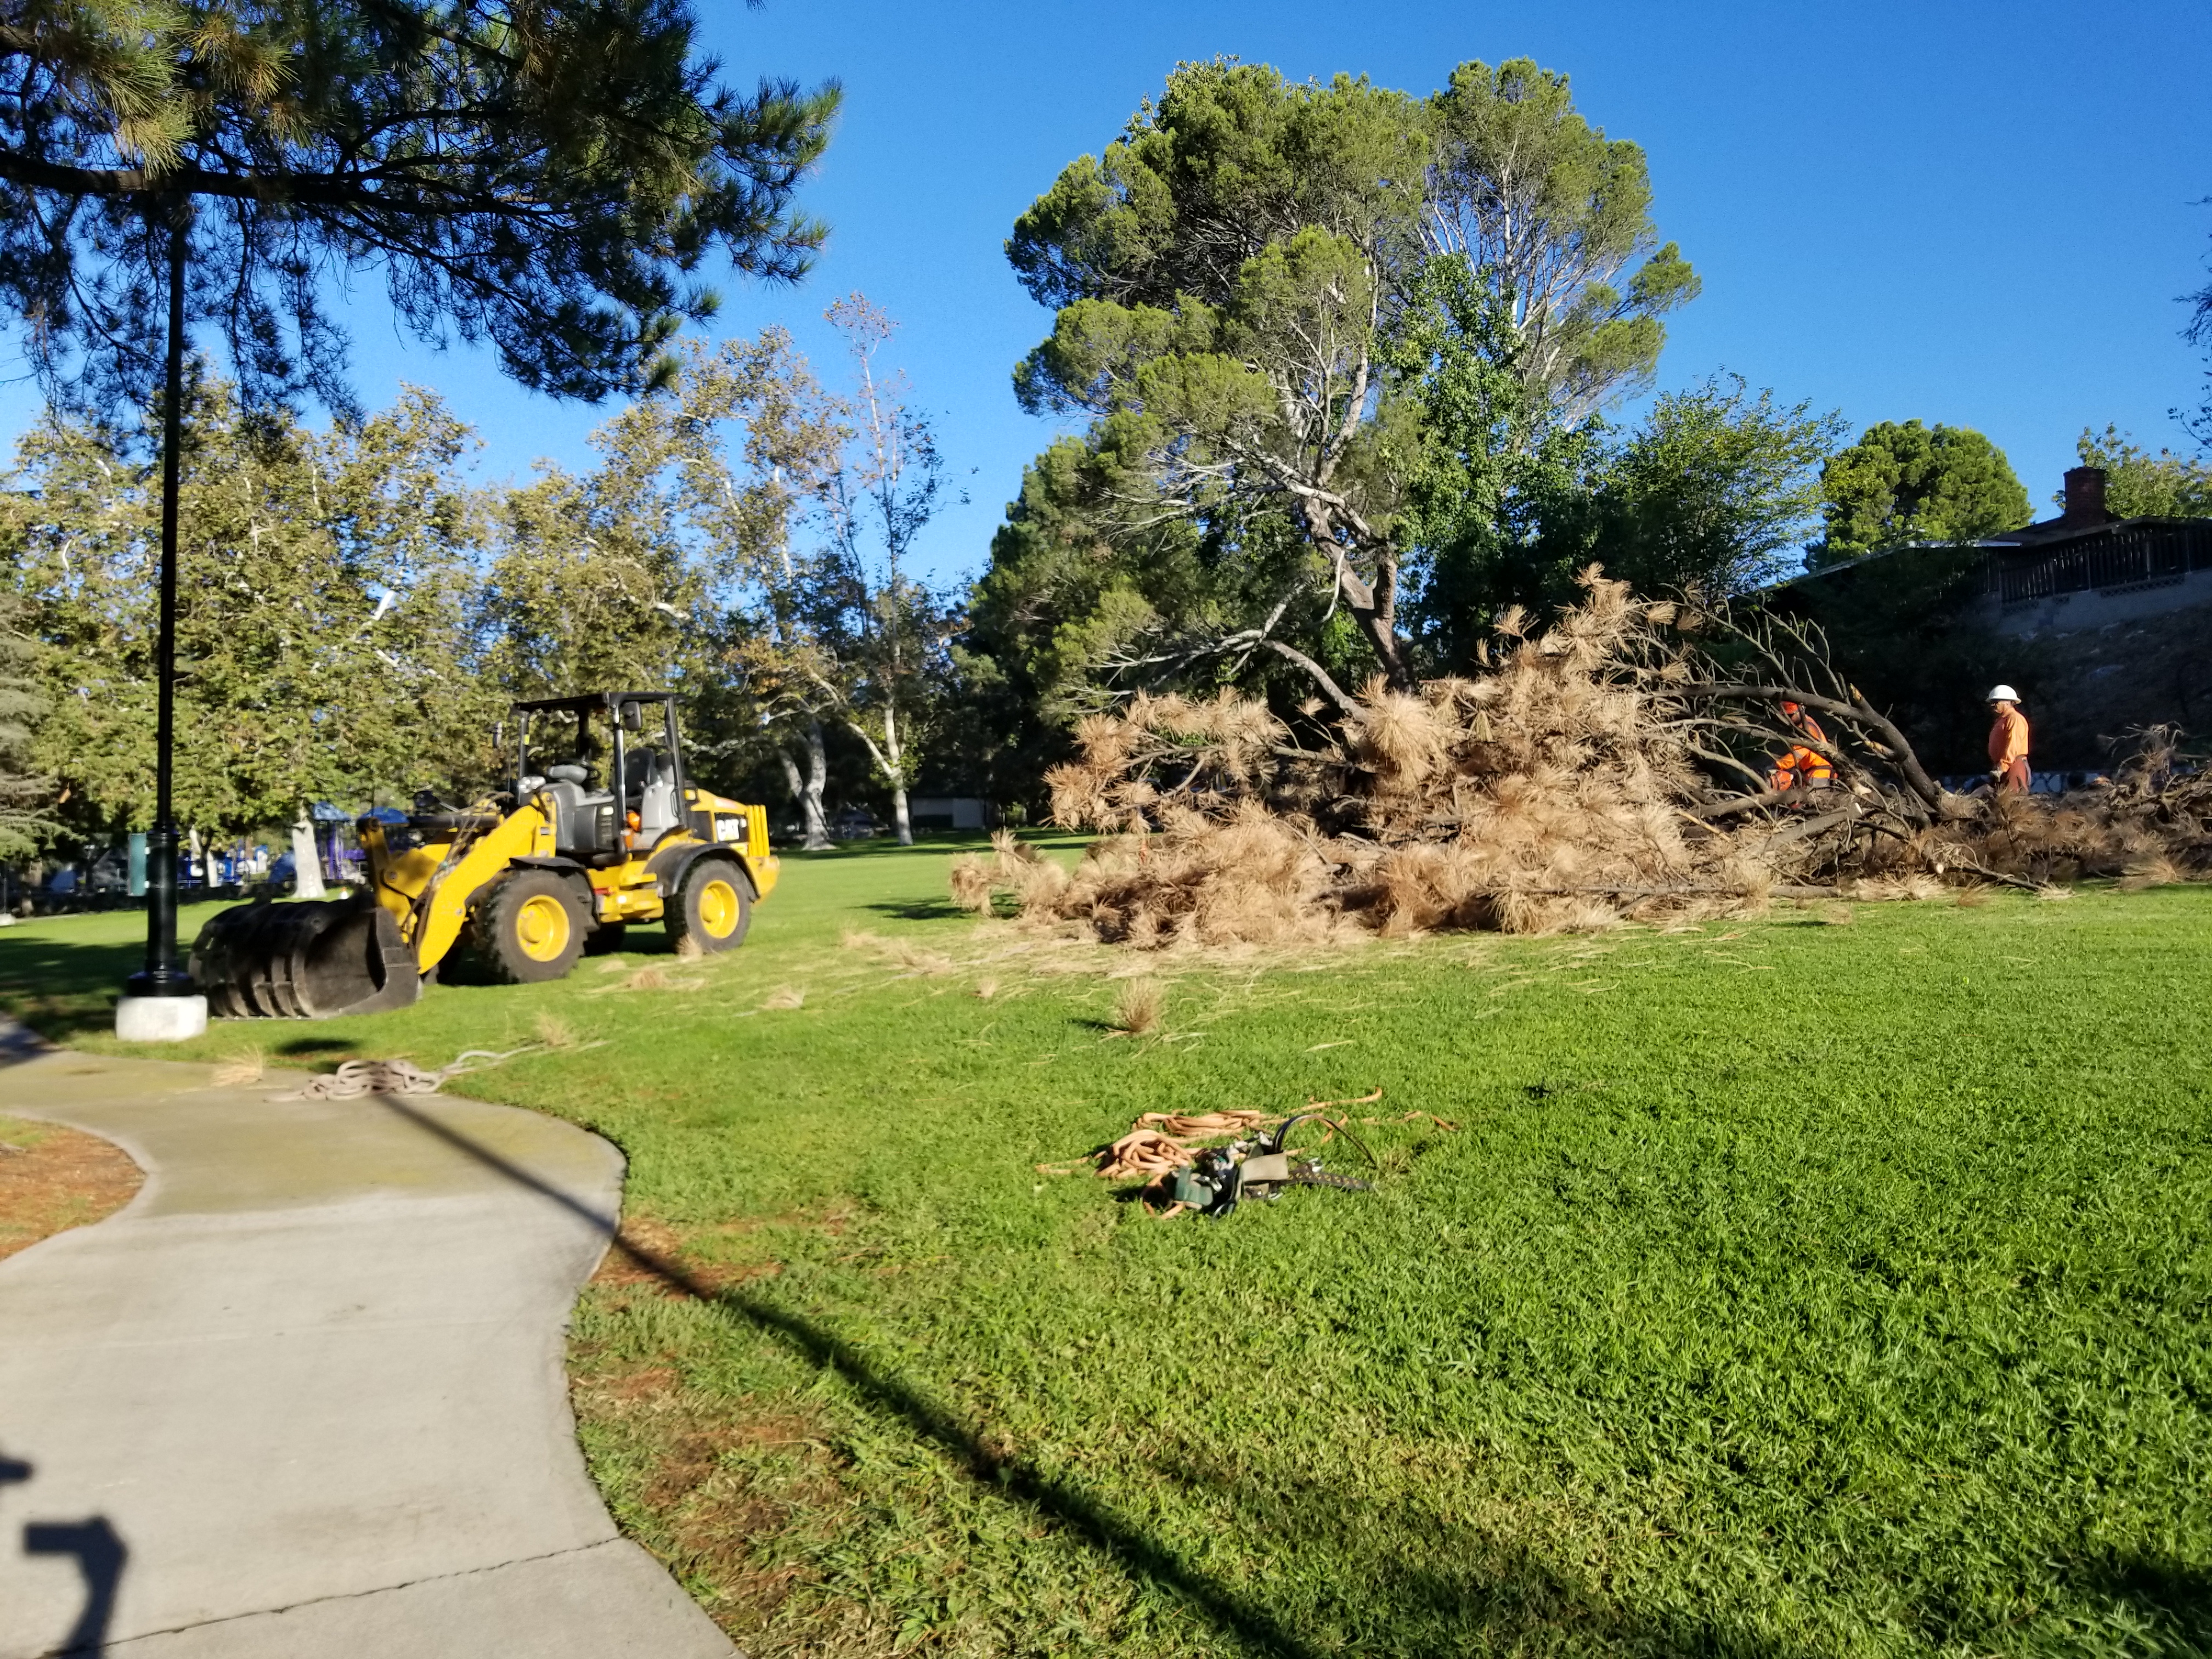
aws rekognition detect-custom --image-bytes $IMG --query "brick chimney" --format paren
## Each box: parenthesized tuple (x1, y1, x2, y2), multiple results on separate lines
(2062, 465, 2109, 527)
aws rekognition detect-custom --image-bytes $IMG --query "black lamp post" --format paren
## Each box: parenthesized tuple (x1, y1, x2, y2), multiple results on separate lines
(121, 202, 195, 1014)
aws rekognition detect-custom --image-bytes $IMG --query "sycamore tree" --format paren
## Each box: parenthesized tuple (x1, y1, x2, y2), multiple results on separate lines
(597, 302, 960, 847)
(476, 442, 715, 702)
(805, 298, 962, 844)
(588, 329, 846, 848)
(0, 593, 51, 857)
(3, 382, 497, 861)
(1002, 57, 1701, 702)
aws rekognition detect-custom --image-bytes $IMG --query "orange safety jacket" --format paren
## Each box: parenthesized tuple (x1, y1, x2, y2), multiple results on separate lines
(1988, 708, 2029, 769)
(1770, 745, 1833, 793)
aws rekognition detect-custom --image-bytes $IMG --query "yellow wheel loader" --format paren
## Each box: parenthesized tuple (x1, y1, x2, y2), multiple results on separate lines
(190, 692, 780, 1018)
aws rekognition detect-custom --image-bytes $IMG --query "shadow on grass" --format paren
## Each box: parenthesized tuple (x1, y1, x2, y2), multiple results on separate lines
(0, 932, 139, 1041)
(863, 898, 975, 923)
(367, 1088, 1795, 1659)
(2064, 1554, 2212, 1650)
(272, 1036, 361, 1058)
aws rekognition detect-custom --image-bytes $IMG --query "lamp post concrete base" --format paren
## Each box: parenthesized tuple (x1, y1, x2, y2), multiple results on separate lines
(115, 994, 208, 1043)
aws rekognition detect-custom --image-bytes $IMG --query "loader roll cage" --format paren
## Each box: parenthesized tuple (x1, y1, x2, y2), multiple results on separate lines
(509, 692, 692, 865)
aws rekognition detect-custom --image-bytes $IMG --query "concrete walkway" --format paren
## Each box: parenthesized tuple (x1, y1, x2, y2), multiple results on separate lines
(0, 1043, 735, 1658)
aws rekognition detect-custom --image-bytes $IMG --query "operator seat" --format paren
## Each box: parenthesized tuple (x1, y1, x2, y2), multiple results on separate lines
(540, 761, 619, 862)
(629, 748, 681, 843)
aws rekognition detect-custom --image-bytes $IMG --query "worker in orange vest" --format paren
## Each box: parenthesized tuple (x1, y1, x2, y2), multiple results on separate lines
(1987, 685, 2030, 793)
(1769, 701, 1835, 794)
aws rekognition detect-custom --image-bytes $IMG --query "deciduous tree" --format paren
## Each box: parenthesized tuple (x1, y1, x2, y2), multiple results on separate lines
(589, 301, 961, 847)
(4, 382, 496, 838)
(2073, 425, 2212, 518)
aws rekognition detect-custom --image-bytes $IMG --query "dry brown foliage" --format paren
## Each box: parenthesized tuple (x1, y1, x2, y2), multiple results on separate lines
(961, 575, 2212, 946)
(971, 575, 1772, 943)
(1110, 978, 1165, 1036)
(210, 1049, 266, 1087)
(533, 1013, 579, 1049)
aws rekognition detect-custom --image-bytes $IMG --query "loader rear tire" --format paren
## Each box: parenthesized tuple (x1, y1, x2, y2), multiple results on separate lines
(461, 870, 585, 985)
(667, 857, 751, 955)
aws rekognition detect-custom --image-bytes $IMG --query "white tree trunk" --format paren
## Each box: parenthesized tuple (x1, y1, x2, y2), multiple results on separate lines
(883, 696, 912, 847)
(290, 815, 327, 899)
(776, 722, 833, 851)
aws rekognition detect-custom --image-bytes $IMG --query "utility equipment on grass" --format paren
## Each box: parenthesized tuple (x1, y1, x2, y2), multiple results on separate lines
(191, 692, 778, 1018)
(1166, 1115, 1375, 1219)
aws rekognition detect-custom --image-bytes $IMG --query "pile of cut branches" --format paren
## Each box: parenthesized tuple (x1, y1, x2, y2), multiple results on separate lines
(953, 571, 2212, 944)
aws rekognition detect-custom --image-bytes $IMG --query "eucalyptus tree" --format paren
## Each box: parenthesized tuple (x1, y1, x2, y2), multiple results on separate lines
(1423, 59, 1698, 424)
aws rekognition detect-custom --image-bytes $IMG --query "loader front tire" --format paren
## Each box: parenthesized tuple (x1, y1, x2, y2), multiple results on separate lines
(667, 857, 751, 955)
(462, 870, 585, 985)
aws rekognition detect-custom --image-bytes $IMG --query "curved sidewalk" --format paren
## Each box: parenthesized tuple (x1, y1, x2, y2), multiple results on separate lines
(0, 1045, 733, 1658)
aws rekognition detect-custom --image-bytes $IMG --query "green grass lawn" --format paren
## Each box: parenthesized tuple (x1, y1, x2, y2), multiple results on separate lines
(6, 847, 2212, 1656)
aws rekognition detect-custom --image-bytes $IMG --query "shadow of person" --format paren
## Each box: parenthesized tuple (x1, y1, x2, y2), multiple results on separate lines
(25, 1516, 128, 1656)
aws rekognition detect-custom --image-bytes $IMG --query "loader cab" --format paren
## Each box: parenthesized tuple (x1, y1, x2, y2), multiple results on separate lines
(511, 692, 691, 865)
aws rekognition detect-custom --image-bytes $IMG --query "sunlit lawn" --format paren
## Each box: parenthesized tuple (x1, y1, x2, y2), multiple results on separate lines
(5, 845, 2211, 1656)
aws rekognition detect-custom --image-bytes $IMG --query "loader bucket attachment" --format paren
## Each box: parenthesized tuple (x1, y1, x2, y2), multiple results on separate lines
(190, 895, 421, 1020)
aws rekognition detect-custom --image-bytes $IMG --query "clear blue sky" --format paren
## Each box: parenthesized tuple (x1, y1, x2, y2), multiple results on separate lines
(13, 0, 2210, 581)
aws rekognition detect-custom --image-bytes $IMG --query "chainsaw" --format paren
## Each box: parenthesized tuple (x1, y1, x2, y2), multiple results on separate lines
(1166, 1114, 1375, 1219)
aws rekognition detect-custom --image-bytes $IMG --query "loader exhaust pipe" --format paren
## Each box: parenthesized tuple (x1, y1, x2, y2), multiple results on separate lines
(189, 891, 421, 1019)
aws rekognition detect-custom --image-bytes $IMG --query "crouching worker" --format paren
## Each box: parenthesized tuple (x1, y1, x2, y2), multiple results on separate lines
(1769, 701, 1835, 796)
(1987, 685, 2030, 793)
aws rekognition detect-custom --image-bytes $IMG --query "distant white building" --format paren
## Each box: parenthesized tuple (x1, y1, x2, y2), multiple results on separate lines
(907, 797, 988, 831)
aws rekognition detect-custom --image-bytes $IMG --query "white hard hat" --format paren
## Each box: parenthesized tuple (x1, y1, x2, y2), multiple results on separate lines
(1987, 684, 2019, 703)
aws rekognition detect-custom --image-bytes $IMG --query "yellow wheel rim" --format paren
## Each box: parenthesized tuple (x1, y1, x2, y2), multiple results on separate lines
(515, 893, 571, 962)
(697, 877, 740, 939)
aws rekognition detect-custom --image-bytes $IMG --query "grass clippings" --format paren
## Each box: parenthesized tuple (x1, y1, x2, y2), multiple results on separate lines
(534, 1012, 580, 1049)
(591, 964, 707, 995)
(210, 1047, 266, 1087)
(758, 985, 805, 1012)
(1109, 976, 1164, 1037)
